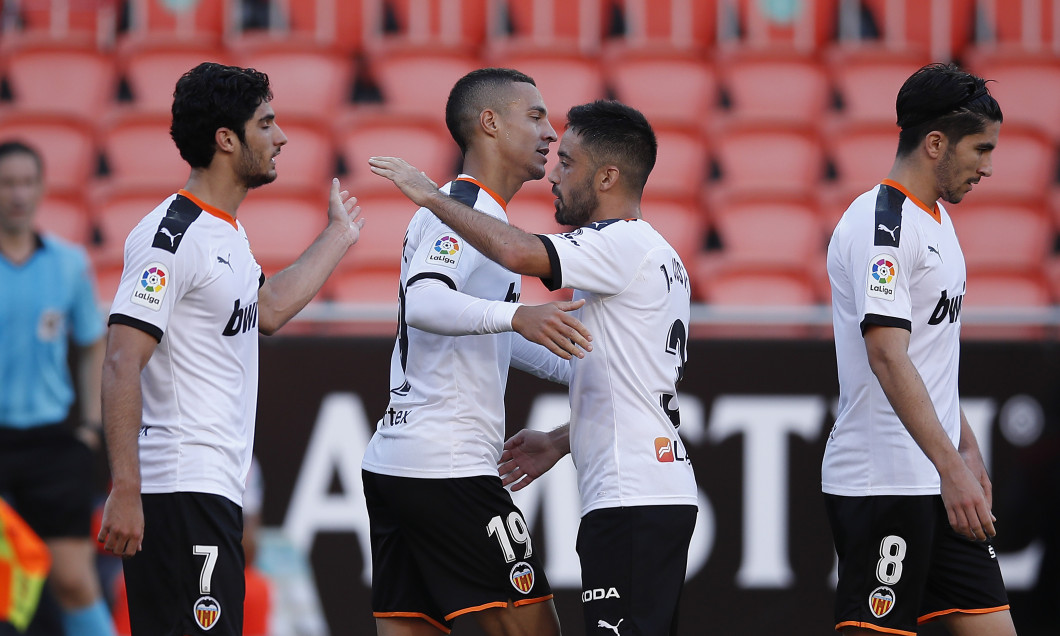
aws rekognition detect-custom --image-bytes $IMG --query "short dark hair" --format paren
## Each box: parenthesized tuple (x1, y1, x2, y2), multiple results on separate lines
(896, 63, 1003, 157)
(565, 100, 657, 193)
(170, 62, 273, 169)
(445, 67, 537, 154)
(0, 140, 43, 177)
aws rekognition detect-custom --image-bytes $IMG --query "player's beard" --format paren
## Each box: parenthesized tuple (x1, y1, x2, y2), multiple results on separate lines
(237, 142, 278, 190)
(554, 177, 597, 227)
(935, 146, 966, 204)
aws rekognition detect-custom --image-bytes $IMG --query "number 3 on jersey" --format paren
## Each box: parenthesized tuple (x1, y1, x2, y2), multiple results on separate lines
(487, 512, 533, 563)
(876, 535, 907, 585)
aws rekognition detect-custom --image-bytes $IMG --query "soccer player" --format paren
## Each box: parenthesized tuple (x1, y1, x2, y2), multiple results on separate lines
(96, 62, 364, 636)
(369, 99, 698, 636)
(359, 68, 592, 636)
(0, 140, 115, 636)
(823, 63, 1016, 635)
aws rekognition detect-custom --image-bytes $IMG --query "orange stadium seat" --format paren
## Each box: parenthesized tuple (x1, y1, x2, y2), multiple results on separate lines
(120, 0, 228, 43)
(643, 125, 710, 203)
(711, 123, 824, 198)
(337, 115, 459, 194)
(710, 193, 825, 266)
(282, 0, 367, 52)
(497, 0, 609, 52)
(99, 113, 187, 191)
(695, 263, 819, 309)
(36, 195, 93, 246)
(642, 198, 707, 268)
(342, 193, 416, 272)
(375, 0, 491, 50)
(978, 125, 1055, 201)
(608, 0, 717, 50)
(271, 117, 337, 190)
(826, 47, 931, 126)
(714, 51, 830, 127)
(235, 43, 352, 119)
(505, 193, 566, 235)
(90, 189, 170, 267)
(94, 262, 124, 306)
(826, 122, 900, 195)
(0, 113, 98, 197)
(859, 0, 976, 61)
(324, 266, 401, 305)
(949, 200, 1053, 273)
(1, 0, 119, 46)
(519, 275, 574, 304)
(485, 50, 607, 130)
(606, 50, 717, 128)
(116, 40, 232, 115)
(729, 0, 839, 51)
(2, 43, 117, 120)
(239, 189, 331, 276)
(369, 49, 479, 118)
(959, 271, 1054, 340)
(979, 0, 1058, 50)
(964, 50, 1060, 142)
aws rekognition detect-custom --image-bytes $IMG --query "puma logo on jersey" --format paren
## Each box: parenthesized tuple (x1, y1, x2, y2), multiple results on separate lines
(877, 224, 899, 240)
(217, 253, 233, 272)
(597, 619, 623, 635)
(927, 245, 943, 262)
(159, 227, 183, 245)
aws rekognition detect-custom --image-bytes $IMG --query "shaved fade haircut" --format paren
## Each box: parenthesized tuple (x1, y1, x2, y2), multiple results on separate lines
(445, 68, 537, 154)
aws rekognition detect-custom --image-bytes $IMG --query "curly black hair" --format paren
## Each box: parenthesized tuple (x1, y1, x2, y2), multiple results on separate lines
(170, 62, 272, 169)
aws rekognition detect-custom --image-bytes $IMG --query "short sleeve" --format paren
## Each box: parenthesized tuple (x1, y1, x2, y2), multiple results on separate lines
(537, 220, 643, 295)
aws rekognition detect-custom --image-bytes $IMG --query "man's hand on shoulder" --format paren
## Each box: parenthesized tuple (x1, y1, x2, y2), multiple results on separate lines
(368, 156, 441, 208)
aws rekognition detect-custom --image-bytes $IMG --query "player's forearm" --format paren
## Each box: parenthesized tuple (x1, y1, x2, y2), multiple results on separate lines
(101, 364, 145, 492)
(258, 223, 351, 334)
(867, 341, 964, 476)
(422, 190, 550, 276)
(548, 423, 571, 456)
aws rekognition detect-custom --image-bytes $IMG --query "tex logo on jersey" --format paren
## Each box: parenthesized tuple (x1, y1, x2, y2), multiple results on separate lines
(426, 234, 462, 269)
(510, 562, 535, 594)
(866, 254, 899, 301)
(131, 262, 169, 311)
(193, 595, 221, 630)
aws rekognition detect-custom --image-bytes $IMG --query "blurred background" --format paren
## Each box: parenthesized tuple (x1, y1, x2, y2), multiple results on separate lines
(2, 1, 1058, 635)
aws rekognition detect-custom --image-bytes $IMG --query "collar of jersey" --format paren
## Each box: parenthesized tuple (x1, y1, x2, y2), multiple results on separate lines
(455, 175, 506, 211)
(880, 178, 941, 224)
(178, 189, 238, 229)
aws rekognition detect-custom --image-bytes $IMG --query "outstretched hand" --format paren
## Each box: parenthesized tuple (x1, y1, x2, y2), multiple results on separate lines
(368, 156, 440, 207)
(512, 299, 593, 360)
(327, 177, 366, 246)
(499, 429, 566, 491)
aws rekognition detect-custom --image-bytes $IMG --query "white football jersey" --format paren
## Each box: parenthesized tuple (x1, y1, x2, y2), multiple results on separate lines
(362, 176, 531, 479)
(109, 190, 262, 506)
(823, 179, 966, 496)
(538, 218, 698, 515)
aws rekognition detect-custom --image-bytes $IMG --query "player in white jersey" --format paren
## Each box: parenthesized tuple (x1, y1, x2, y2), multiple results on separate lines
(370, 100, 698, 636)
(361, 68, 591, 636)
(96, 63, 364, 636)
(824, 63, 1015, 636)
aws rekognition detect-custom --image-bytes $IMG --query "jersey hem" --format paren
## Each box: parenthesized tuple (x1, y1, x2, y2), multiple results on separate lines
(360, 464, 499, 480)
(581, 496, 699, 517)
(821, 485, 941, 497)
(835, 620, 914, 635)
(139, 486, 243, 507)
(373, 611, 450, 634)
(108, 313, 163, 342)
(918, 604, 1010, 624)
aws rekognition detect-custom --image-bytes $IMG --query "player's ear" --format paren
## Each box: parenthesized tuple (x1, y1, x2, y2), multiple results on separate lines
(597, 165, 620, 192)
(479, 108, 499, 139)
(924, 130, 946, 160)
(215, 127, 238, 154)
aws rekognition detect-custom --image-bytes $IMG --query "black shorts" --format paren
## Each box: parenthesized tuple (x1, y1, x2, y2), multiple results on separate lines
(362, 470, 553, 632)
(825, 494, 1010, 636)
(122, 492, 245, 636)
(0, 424, 93, 538)
(576, 505, 698, 636)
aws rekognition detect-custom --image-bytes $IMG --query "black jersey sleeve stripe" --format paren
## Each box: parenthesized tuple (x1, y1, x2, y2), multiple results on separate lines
(860, 313, 912, 335)
(258, 272, 265, 288)
(152, 194, 203, 254)
(108, 313, 164, 342)
(448, 179, 480, 208)
(407, 271, 457, 291)
(873, 184, 905, 248)
(536, 234, 563, 291)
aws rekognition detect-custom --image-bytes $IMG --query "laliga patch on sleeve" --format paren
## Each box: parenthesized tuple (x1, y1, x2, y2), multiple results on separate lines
(866, 254, 898, 301)
(130, 262, 169, 311)
(425, 233, 462, 269)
